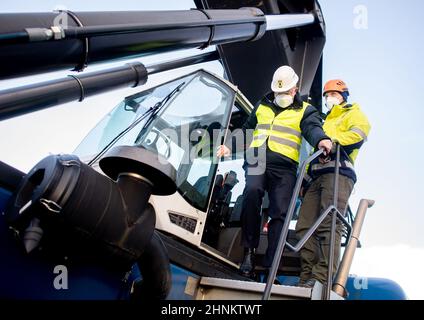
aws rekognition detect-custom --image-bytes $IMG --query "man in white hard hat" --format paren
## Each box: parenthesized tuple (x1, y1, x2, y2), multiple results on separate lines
(217, 66, 332, 278)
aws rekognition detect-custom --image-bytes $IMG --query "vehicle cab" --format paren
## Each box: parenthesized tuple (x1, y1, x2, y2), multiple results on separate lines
(74, 69, 290, 273)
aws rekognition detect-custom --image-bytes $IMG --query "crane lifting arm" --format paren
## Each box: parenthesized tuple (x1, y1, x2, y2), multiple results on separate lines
(0, 8, 315, 79)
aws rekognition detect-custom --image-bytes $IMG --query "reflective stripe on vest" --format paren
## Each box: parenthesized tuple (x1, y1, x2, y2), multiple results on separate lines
(268, 135, 299, 149)
(311, 160, 355, 172)
(250, 102, 308, 163)
(256, 124, 272, 131)
(350, 127, 368, 141)
(272, 124, 302, 138)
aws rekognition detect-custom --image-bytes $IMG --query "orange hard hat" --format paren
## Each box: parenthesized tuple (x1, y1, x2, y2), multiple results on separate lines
(323, 79, 349, 96)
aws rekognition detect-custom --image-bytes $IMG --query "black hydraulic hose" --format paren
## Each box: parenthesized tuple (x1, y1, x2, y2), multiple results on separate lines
(0, 18, 265, 46)
(0, 32, 29, 45)
(132, 232, 172, 300)
(64, 18, 265, 39)
(146, 50, 219, 75)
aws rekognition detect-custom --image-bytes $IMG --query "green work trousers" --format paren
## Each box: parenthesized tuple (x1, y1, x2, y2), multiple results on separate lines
(295, 173, 354, 284)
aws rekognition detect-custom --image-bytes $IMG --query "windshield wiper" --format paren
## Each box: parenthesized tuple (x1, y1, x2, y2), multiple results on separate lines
(87, 81, 185, 166)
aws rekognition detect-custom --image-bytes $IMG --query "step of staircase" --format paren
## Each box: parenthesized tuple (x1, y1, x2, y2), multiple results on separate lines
(191, 277, 344, 300)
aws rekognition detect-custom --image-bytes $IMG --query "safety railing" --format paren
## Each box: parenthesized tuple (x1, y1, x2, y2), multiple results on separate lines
(262, 143, 348, 300)
(333, 199, 374, 296)
(342, 205, 355, 247)
(285, 206, 351, 253)
(325, 143, 341, 299)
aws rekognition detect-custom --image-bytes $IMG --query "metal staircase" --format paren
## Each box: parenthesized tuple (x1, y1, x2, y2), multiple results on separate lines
(186, 144, 373, 300)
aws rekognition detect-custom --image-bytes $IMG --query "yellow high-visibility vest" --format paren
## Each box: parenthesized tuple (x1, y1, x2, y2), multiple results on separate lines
(250, 102, 308, 163)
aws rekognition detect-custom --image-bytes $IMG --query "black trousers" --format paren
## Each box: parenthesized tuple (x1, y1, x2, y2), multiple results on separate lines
(240, 163, 296, 268)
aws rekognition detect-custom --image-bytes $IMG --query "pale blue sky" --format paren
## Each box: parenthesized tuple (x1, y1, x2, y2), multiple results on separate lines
(1, 0, 423, 298)
(320, 1, 424, 298)
(321, 0, 424, 248)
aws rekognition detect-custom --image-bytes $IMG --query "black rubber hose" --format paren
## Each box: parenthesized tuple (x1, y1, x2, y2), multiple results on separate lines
(0, 32, 29, 45)
(132, 232, 172, 300)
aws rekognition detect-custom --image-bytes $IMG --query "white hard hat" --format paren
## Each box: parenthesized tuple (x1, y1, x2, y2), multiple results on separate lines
(271, 66, 299, 93)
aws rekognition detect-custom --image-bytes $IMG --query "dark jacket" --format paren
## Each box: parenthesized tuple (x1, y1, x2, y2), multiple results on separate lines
(240, 92, 329, 171)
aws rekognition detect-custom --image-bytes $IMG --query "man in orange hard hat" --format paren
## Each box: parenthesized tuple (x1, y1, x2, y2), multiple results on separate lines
(295, 79, 371, 288)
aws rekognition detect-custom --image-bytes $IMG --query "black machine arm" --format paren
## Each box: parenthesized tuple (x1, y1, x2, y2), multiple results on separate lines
(0, 8, 317, 80)
(0, 8, 269, 79)
(0, 51, 218, 121)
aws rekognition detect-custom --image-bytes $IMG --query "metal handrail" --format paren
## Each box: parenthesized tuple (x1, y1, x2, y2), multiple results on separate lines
(347, 205, 355, 226)
(262, 148, 324, 300)
(325, 143, 341, 300)
(262, 143, 348, 300)
(333, 199, 374, 296)
(341, 205, 355, 247)
(286, 205, 349, 252)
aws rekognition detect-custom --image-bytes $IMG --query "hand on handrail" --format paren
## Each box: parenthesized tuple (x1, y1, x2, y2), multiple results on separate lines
(216, 145, 231, 158)
(318, 139, 333, 156)
(299, 186, 305, 198)
(319, 156, 331, 164)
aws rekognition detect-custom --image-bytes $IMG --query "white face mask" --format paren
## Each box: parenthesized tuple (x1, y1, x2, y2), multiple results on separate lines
(275, 94, 294, 108)
(325, 96, 341, 111)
